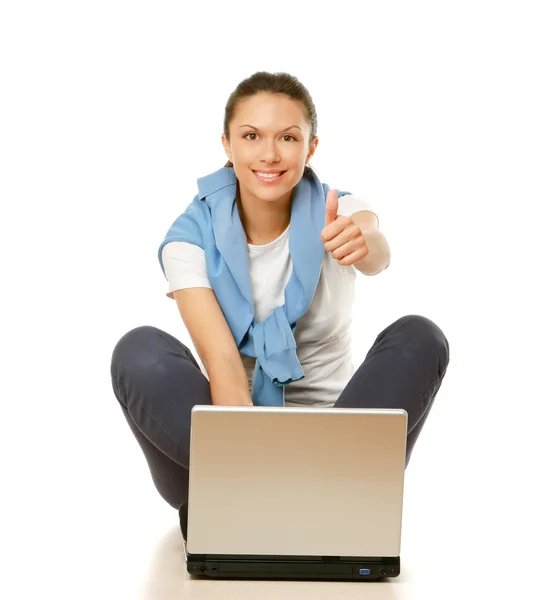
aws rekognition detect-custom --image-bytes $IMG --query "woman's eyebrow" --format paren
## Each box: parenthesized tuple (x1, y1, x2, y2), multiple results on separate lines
(239, 124, 303, 132)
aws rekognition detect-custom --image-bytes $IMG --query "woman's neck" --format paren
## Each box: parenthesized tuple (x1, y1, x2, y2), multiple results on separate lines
(237, 188, 292, 245)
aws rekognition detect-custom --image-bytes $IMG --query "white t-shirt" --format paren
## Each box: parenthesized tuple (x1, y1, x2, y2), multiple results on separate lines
(161, 194, 377, 408)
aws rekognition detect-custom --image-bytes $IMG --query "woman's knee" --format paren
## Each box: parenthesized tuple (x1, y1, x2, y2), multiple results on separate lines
(111, 326, 164, 373)
(393, 314, 450, 370)
(111, 325, 203, 408)
(110, 326, 170, 400)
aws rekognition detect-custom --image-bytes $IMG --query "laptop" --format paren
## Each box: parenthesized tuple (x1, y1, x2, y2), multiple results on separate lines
(184, 405, 407, 581)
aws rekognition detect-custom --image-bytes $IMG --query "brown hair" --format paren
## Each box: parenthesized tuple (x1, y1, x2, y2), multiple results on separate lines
(222, 71, 318, 176)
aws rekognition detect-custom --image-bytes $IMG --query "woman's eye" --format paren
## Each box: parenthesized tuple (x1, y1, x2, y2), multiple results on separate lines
(244, 133, 296, 142)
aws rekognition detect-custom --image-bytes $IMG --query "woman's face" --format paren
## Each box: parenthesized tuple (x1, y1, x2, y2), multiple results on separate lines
(222, 92, 318, 206)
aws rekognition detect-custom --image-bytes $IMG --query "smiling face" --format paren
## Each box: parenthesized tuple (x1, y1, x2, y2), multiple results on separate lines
(222, 92, 318, 207)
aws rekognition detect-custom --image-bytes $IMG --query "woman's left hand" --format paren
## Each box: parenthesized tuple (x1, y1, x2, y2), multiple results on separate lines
(320, 189, 370, 266)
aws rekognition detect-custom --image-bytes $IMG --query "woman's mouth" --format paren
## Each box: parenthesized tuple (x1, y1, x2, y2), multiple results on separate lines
(252, 170, 287, 184)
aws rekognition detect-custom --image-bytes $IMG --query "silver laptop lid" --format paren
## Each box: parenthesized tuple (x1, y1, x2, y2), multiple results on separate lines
(187, 406, 407, 557)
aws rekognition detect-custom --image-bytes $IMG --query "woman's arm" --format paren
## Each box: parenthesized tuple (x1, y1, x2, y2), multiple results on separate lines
(173, 287, 253, 406)
(206, 353, 253, 407)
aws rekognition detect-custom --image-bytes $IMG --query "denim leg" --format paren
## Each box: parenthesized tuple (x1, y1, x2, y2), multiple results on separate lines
(110, 325, 212, 509)
(334, 315, 450, 466)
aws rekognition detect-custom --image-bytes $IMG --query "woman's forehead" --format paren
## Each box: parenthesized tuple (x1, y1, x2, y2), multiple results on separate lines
(233, 93, 306, 125)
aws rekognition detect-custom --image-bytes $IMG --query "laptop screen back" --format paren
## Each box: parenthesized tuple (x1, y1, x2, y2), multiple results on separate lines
(187, 406, 407, 557)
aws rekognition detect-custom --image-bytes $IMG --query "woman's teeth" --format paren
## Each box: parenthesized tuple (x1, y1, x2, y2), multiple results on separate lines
(256, 172, 283, 179)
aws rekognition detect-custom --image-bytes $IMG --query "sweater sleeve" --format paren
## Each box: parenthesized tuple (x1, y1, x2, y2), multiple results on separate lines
(161, 241, 212, 299)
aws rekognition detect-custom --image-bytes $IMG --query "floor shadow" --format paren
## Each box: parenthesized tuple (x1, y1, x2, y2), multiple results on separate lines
(140, 525, 189, 600)
(140, 525, 408, 599)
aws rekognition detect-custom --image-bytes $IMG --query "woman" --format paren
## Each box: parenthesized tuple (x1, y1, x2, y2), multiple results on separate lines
(110, 71, 450, 520)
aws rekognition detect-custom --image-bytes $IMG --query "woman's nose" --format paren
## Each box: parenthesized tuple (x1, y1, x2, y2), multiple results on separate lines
(261, 140, 280, 162)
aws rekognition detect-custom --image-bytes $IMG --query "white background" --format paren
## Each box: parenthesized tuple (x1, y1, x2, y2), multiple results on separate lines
(1, 1, 554, 598)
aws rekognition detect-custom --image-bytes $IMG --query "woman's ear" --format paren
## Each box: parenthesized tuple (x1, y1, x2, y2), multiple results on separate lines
(306, 136, 319, 164)
(221, 133, 232, 162)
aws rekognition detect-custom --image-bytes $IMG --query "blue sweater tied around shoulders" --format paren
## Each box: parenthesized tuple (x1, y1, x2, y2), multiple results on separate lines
(158, 166, 351, 406)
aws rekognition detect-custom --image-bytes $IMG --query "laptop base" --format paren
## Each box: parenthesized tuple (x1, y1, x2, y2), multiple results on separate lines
(186, 545, 400, 580)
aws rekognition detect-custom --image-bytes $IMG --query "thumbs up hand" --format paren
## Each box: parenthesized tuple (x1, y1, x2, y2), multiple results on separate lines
(324, 187, 339, 228)
(320, 189, 370, 267)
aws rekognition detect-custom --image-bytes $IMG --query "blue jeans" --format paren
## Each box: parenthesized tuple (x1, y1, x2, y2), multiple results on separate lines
(110, 314, 449, 511)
